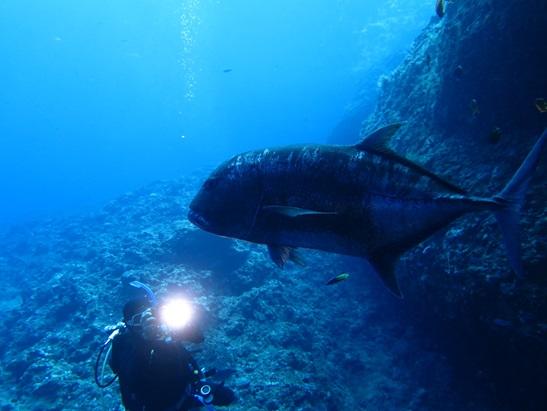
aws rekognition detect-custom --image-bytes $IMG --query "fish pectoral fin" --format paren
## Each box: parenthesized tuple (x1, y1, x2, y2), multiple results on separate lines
(267, 245, 304, 268)
(367, 253, 403, 298)
(263, 205, 337, 218)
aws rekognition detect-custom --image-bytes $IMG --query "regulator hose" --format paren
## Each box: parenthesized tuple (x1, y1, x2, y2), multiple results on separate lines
(94, 329, 120, 388)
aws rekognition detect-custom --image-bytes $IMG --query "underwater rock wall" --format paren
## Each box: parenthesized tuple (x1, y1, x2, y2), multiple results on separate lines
(358, 0, 547, 409)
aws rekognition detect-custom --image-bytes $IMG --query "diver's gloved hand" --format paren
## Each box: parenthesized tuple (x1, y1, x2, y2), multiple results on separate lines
(202, 368, 217, 378)
(103, 322, 125, 333)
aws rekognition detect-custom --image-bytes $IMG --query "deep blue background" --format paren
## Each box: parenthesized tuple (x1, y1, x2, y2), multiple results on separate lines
(0, 0, 431, 226)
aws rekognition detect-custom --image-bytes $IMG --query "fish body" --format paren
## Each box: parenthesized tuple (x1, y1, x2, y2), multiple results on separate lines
(489, 127, 503, 144)
(469, 99, 480, 117)
(535, 98, 547, 113)
(189, 124, 546, 296)
(326, 273, 350, 285)
(436, 0, 445, 18)
(453, 65, 464, 78)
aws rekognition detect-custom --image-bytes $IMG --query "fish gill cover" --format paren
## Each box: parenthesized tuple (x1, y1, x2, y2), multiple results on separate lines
(0, 0, 546, 411)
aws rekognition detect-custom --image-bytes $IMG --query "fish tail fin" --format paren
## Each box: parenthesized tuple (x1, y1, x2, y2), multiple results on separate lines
(493, 129, 546, 276)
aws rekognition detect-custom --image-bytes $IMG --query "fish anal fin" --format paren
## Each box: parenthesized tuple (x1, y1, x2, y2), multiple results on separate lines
(367, 253, 403, 298)
(268, 245, 304, 268)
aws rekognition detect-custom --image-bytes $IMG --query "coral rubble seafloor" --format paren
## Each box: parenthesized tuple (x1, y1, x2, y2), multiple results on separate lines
(0, 179, 504, 411)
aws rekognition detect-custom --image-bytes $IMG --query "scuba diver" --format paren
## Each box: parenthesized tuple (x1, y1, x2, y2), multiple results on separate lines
(95, 282, 236, 411)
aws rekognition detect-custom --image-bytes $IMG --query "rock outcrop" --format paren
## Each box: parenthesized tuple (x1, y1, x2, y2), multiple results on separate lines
(332, 0, 547, 408)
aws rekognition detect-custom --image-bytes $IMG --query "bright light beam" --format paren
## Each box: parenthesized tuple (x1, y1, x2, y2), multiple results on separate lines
(160, 298, 193, 330)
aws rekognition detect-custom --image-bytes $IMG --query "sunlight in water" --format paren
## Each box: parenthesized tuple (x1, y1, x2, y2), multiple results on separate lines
(180, 0, 201, 101)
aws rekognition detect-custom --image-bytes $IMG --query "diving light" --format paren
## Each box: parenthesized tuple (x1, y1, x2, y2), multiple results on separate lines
(159, 298, 193, 330)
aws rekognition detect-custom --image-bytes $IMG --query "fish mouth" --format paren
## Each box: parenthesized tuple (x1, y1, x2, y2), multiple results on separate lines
(187, 208, 210, 230)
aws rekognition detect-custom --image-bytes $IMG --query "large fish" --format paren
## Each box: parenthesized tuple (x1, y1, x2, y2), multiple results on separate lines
(188, 124, 546, 297)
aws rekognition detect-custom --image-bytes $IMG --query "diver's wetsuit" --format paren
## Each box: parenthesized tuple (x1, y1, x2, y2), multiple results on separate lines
(110, 330, 235, 411)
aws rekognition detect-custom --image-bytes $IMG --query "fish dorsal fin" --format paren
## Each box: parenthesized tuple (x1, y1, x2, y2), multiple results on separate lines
(355, 123, 467, 195)
(355, 122, 404, 152)
(367, 253, 403, 298)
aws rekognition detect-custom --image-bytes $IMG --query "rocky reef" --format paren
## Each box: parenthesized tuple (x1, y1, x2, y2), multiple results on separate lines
(0, 175, 512, 411)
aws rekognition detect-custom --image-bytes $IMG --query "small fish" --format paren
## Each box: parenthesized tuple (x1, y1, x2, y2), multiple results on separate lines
(453, 65, 464, 78)
(435, 0, 445, 18)
(469, 98, 480, 117)
(223, 68, 233, 73)
(535, 98, 547, 113)
(326, 273, 350, 285)
(493, 318, 511, 328)
(488, 127, 503, 144)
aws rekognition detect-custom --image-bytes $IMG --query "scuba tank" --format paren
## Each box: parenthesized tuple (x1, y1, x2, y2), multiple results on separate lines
(94, 281, 157, 388)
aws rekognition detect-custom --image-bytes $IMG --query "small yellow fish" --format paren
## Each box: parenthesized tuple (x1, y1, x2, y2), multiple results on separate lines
(535, 98, 547, 113)
(326, 273, 350, 285)
(436, 0, 445, 18)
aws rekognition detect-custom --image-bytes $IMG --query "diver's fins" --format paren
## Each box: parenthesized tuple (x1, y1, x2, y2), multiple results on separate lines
(494, 129, 546, 276)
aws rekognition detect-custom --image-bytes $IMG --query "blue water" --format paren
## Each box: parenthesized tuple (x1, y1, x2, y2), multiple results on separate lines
(0, 0, 431, 227)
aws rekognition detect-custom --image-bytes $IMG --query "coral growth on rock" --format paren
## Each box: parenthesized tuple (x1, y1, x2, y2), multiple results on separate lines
(330, 0, 547, 409)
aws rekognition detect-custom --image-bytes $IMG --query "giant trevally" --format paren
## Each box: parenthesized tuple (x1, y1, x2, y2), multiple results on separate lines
(188, 124, 546, 297)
